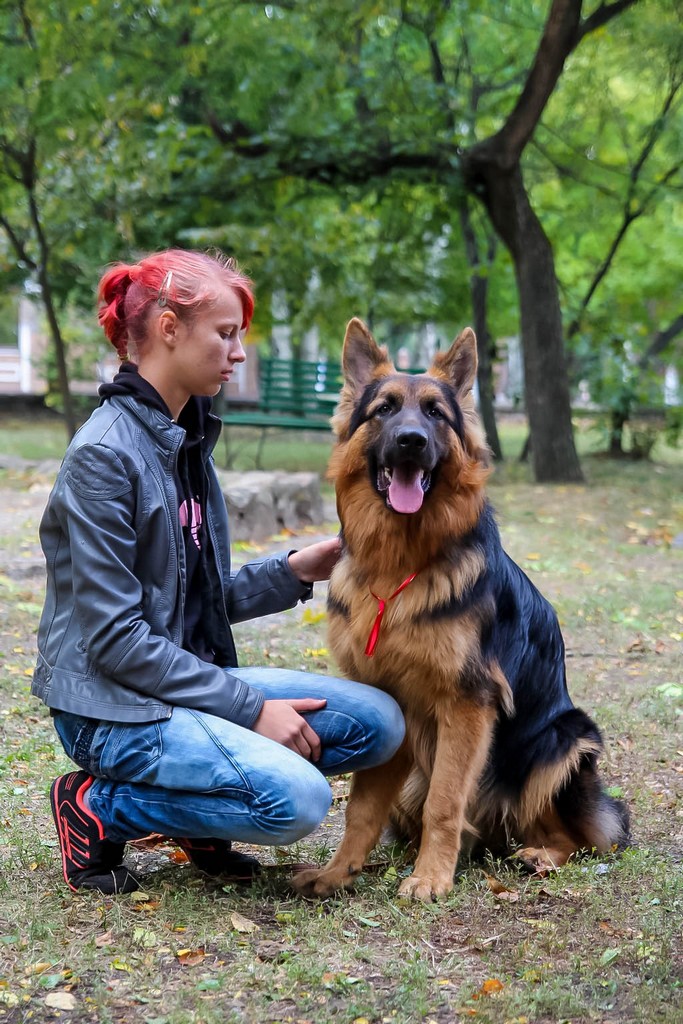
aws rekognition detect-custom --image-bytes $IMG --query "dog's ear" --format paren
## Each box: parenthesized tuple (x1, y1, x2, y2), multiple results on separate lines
(342, 318, 391, 390)
(431, 327, 478, 396)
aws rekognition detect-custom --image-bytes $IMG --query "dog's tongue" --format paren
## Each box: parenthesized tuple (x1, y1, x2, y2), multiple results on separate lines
(388, 466, 424, 514)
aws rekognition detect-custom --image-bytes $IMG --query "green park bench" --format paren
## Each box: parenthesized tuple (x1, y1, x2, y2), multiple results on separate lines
(220, 357, 344, 466)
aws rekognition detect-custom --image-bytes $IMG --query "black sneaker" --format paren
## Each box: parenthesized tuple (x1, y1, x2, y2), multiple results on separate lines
(174, 837, 262, 881)
(50, 771, 140, 895)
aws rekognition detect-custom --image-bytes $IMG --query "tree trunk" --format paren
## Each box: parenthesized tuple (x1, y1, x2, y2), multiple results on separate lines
(464, 158, 583, 482)
(38, 266, 77, 439)
(472, 275, 503, 463)
(458, 201, 503, 461)
(609, 409, 626, 457)
(26, 179, 77, 439)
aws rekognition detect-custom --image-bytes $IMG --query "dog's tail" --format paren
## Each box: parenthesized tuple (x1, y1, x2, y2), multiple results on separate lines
(555, 756, 631, 853)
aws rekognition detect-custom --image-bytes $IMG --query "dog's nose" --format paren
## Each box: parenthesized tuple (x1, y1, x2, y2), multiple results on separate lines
(396, 428, 428, 454)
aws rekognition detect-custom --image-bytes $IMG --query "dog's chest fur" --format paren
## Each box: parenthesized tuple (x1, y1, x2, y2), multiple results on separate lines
(327, 550, 488, 709)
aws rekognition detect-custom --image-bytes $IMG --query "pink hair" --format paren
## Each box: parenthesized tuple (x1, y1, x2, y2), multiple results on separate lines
(97, 249, 255, 359)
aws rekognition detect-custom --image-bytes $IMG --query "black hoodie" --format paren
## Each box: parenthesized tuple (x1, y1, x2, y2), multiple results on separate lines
(99, 363, 215, 661)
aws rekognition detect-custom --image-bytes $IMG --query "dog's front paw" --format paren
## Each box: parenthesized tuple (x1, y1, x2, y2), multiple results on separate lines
(290, 864, 360, 898)
(398, 872, 453, 902)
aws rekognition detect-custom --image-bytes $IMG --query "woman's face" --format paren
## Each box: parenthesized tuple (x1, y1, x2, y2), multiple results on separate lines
(172, 284, 247, 398)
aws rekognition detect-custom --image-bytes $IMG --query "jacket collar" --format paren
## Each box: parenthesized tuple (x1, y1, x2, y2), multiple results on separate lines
(108, 394, 222, 460)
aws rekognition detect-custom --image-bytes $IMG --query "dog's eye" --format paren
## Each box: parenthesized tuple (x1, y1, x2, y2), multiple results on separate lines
(425, 404, 444, 419)
(375, 402, 393, 417)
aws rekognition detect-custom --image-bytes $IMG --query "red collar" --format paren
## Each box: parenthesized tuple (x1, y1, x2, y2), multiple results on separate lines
(365, 572, 420, 657)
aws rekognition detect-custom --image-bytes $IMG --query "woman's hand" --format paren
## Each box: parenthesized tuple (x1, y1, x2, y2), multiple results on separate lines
(253, 698, 326, 760)
(288, 537, 341, 584)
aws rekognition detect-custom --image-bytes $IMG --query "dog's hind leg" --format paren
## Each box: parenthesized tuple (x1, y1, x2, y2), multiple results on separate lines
(517, 760, 630, 876)
(390, 766, 430, 847)
(516, 804, 582, 875)
(291, 739, 414, 898)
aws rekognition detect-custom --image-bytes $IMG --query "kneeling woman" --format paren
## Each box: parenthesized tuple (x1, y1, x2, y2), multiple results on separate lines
(32, 248, 404, 894)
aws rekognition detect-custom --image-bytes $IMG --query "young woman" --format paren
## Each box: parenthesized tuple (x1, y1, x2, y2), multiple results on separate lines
(32, 249, 404, 894)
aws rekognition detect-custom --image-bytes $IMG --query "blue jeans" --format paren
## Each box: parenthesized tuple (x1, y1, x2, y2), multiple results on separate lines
(52, 668, 404, 847)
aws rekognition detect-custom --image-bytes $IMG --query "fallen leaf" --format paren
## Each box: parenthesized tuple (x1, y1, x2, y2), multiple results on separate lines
(127, 833, 166, 849)
(132, 899, 160, 913)
(230, 911, 259, 934)
(111, 959, 133, 972)
(24, 963, 52, 975)
(177, 947, 205, 966)
(521, 918, 557, 930)
(128, 891, 151, 902)
(301, 607, 327, 625)
(322, 971, 362, 988)
(167, 848, 190, 864)
(598, 920, 639, 940)
(473, 974, 505, 999)
(255, 940, 299, 962)
(303, 647, 329, 658)
(483, 974, 505, 991)
(95, 931, 114, 948)
(533, 887, 553, 900)
(132, 927, 158, 948)
(45, 991, 77, 1010)
(483, 872, 519, 902)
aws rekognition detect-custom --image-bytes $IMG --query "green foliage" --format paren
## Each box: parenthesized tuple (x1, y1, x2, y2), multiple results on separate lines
(529, 0, 682, 379)
(0, 1, 680, 435)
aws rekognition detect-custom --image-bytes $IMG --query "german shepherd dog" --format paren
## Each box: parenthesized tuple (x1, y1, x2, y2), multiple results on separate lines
(293, 320, 629, 902)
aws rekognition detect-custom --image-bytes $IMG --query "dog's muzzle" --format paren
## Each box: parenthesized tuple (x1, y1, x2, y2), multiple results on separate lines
(376, 427, 433, 514)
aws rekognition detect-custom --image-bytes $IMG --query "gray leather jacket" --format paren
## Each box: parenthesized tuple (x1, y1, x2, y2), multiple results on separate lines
(32, 395, 312, 727)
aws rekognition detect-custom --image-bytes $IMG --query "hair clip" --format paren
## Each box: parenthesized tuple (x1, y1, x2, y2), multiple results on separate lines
(157, 270, 173, 307)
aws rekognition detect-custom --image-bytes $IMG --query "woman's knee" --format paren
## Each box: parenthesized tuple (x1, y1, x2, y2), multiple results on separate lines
(253, 763, 333, 845)
(358, 688, 406, 767)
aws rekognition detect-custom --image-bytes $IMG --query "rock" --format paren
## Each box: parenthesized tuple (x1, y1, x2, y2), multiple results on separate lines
(216, 470, 325, 542)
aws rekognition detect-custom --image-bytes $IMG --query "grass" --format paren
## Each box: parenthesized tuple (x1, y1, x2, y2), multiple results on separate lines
(0, 412, 70, 463)
(0, 413, 681, 1023)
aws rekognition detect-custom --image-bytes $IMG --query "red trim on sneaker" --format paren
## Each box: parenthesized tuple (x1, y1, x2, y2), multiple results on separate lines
(74, 774, 105, 840)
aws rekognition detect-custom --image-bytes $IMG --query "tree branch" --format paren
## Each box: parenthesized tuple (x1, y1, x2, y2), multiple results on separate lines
(470, 0, 641, 170)
(578, 0, 641, 42)
(567, 76, 682, 336)
(0, 212, 36, 269)
(478, 0, 582, 167)
(567, 163, 682, 336)
(531, 137, 620, 199)
(17, 0, 36, 47)
(205, 108, 458, 186)
(639, 314, 683, 367)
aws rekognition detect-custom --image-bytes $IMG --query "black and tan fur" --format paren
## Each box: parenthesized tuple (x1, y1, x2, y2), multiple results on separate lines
(293, 319, 629, 902)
